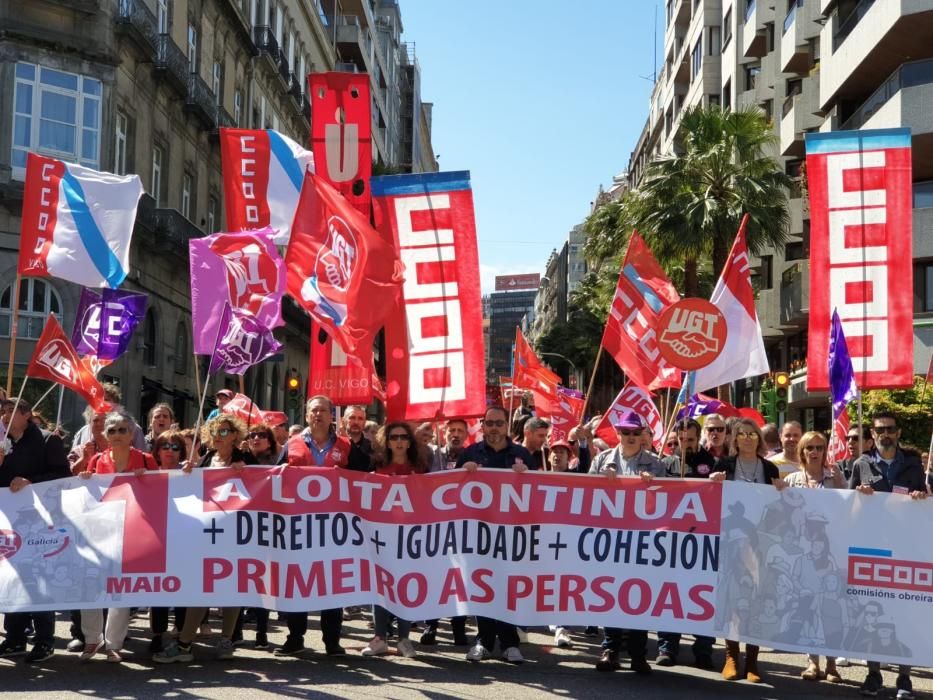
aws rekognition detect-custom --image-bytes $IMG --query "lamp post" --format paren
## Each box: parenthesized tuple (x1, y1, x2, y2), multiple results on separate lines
(539, 352, 579, 387)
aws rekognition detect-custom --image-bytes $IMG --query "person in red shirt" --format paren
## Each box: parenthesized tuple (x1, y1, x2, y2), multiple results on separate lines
(363, 422, 426, 658)
(77, 409, 155, 662)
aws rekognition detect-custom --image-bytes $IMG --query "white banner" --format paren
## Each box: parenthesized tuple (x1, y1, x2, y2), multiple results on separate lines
(0, 469, 930, 666)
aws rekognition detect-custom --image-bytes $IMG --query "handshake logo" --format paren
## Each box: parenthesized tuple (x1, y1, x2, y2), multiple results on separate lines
(657, 300, 728, 370)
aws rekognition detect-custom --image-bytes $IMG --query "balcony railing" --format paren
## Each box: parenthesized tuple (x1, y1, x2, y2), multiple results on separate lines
(745, 0, 756, 23)
(841, 57, 933, 130)
(833, 0, 875, 51)
(185, 72, 217, 127)
(115, 0, 159, 53)
(214, 105, 236, 130)
(252, 25, 279, 58)
(288, 73, 303, 103)
(275, 48, 291, 84)
(152, 206, 202, 249)
(154, 34, 189, 92)
(783, 0, 803, 34)
(302, 93, 311, 121)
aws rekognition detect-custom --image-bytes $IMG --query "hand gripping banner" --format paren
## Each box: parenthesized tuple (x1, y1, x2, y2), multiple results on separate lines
(805, 128, 914, 390)
(3, 471, 933, 668)
(371, 171, 486, 422)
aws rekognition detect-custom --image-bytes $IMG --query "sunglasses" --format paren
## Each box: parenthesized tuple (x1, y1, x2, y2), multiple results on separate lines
(736, 431, 758, 439)
(619, 429, 642, 436)
(873, 425, 897, 434)
(248, 432, 269, 440)
(846, 435, 862, 441)
(388, 433, 410, 441)
(159, 443, 183, 451)
(804, 445, 826, 452)
(483, 419, 506, 427)
(106, 426, 129, 435)
(706, 426, 726, 433)
(215, 428, 233, 437)
(665, 441, 678, 448)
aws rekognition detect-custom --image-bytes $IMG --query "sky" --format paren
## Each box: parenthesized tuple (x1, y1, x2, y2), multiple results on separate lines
(399, 0, 661, 293)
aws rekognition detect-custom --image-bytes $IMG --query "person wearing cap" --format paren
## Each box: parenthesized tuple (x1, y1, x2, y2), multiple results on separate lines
(207, 389, 235, 420)
(589, 410, 666, 676)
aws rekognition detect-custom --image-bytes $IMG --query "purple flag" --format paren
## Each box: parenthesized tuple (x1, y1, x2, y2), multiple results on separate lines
(190, 227, 285, 354)
(71, 287, 148, 360)
(209, 304, 282, 376)
(829, 308, 858, 417)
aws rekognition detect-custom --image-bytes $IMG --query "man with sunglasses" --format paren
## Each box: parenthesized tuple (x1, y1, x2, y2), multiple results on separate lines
(0, 399, 70, 662)
(701, 414, 729, 459)
(458, 406, 535, 664)
(835, 424, 873, 481)
(589, 410, 666, 675)
(849, 411, 926, 699)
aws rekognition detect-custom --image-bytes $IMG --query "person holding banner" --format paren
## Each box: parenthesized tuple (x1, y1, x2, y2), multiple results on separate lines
(0, 398, 70, 662)
(782, 431, 845, 683)
(710, 418, 784, 683)
(191, 415, 255, 470)
(848, 411, 926, 699)
(342, 405, 374, 471)
(836, 424, 874, 481)
(361, 422, 427, 658)
(76, 409, 156, 662)
(458, 406, 536, 664)
(589, 410, 666, 675)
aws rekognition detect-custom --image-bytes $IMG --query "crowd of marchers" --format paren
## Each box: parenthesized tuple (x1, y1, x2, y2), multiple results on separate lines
(0, 384, 929, 700)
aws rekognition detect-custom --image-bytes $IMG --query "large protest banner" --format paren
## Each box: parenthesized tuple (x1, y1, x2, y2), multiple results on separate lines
(0, 472, 931, 666)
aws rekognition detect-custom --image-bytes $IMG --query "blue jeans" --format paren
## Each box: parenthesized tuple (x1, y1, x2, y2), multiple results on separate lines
(602, 627, 648, 659)
(657, 631, 714, 659)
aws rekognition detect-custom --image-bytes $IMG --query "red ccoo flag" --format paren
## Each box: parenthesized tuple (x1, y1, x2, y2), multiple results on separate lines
(285, 171, 403, 358)
(26, 315, 110, 412)
(513, 328, 561, 414)
(601, 232, 681, 392)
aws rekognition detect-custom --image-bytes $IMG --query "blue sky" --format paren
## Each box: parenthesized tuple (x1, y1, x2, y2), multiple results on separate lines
(400, 0, 660, 292)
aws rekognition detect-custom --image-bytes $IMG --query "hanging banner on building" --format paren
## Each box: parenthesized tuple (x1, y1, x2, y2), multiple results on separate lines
(372, 171, 486, 422)
(309, 72, 372, 217)
(805, 128, 914, 390)
(219, 129, 314, 245)
(1, 472, 930, 667)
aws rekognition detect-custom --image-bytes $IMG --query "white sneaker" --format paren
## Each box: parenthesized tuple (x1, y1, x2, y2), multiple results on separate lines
(516, 628, 528, 643)
(396, 638, 416, 658)
(553, 627, 572, 648)
(466, 643, 490, 662)
(502, 646, 524, 664)
(361, 637, 388, 656)
(836, 657, 849, 667)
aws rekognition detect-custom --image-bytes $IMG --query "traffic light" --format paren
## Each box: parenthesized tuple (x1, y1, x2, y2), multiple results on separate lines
(759, 387, 777, 424)
(774, 371, 790, 414)
(286, 369, 301, 409)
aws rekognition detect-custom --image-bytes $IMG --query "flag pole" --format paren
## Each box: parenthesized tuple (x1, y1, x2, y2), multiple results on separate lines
(30, 383, 58, 414)
(187, 318, 228, 469)
(54, 383, 64, 430)
(192, 349, 203, 410)
(580, 345, 604, 420)
(5, 274, 22, 395)
(8, 376, 28, 429)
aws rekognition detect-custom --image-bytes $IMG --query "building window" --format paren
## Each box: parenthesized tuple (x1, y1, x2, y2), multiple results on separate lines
(212, 61, 222, 106)
(914, 181, 933, 209)
(174, 321, 188, 374)
(722, 9, 733, 50)
(759, 255, 773, 290)
(915, 261, 933, 313)
(142, 310, 158, 367)
(691, 37, 703, 81)
(745, 65, 761, 91)
(114, 111, 128, 175)
(0, 278, 62, 339)
(207, 195, 218, 233)
(157, 0, 169, 32)
(151, 145, 163, 205)
(181, 172, 192, 219)
(722, 79, 732, 110)
(11, 62, 101, 177)
(234, 89, 242, 126)
(709, 94, 721, 107)
(708, 25, 721, 54)
(187, 23, 198, 72)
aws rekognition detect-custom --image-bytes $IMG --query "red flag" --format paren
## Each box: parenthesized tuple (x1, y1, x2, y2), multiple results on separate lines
(594, 382, 664, 450)
(26, 316, 110, 412)
(308, 320, 382, 406)
(512, 328, 561, 414)
(601, 232, 680, 391)
(309, 73, 372, 217)
(464, 417, 484, 446)
(829, 410, 851, 465)
(221, 393, 264, 424)
(259, 410, 288, 427)
(547, 392, 584, 442)
(285, 171, 402, 357)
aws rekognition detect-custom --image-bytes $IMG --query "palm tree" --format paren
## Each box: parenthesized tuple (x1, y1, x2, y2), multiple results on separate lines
(626, 105, 792, 296)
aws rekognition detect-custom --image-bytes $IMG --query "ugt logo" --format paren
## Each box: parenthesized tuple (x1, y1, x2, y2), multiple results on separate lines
(301, 215, 357, 326)
(37, 340, 75, 381)
(656, 298, 728, 371)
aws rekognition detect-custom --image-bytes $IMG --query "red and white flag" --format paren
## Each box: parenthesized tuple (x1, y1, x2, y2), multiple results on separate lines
(594, 382, 664, 450)
(371, 171, 486, 422)
(220, 392, 264, 425)
(286, 171, 402, 358)
(547, 392, 584, 442)
(601, 232, 680, 392)
(308, 320, 383, 406)
(829, 409, 850, 466)
(26, 315, 110, 412)
(692, 215, 769, 393)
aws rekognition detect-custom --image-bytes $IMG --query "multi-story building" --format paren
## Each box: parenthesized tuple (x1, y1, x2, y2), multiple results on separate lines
(567, 223, 588, 293)
(398, 42, 437, 173)
(529, 246, 568, 344)
(487, 276, 538, 380)
(0, 0, 436, 431)
(626, 0, 933, 425)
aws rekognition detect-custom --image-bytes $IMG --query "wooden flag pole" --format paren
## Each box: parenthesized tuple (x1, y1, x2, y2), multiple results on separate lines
(580, 345, 604, 420)
(29, 383, 58, 414)
(5, 274, 22, 396)
(54, 383, 65, 430)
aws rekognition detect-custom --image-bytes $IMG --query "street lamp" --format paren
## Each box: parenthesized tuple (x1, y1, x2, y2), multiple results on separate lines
(539, 352, 580, 387)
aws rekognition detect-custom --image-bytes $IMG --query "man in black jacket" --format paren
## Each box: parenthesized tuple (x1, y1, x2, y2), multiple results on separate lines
(849, 410, 926, 699)
(0, 398, 71, 663)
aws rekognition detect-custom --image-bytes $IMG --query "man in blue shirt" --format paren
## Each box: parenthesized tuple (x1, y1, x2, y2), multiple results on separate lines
(458, 406, 535, 664)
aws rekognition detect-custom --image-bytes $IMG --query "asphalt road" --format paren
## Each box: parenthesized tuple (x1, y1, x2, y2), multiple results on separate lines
(0, 611, 930, 699)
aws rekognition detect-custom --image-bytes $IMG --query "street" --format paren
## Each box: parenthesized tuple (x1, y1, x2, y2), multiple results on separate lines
(0, 611, 929, 699)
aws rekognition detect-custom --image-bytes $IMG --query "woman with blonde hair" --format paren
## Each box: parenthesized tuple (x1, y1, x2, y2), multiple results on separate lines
(785, 430, 844, 683)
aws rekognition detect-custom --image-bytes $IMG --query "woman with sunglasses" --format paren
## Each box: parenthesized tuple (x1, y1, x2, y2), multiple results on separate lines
(362, 422, 427, 658)
(784, 431, 844, 683)
(152, 430, 187, 470)
(244, 423, 278, 464)
(189, 415, 255, 470)
(77, 409, 157, 662)
(710, 418, 784, 684)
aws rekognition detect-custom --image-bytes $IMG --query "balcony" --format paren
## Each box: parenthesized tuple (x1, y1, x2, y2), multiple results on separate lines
(336, 15, 373, 73)
(841, 57, 933, 135)
(302, 93, 311, 122)
(115, 0, 158, 55)
(154, 34, 188, 95)
(780, 76, 821, 156)
(288, 73, 303, 104)
(780, 260, 809, 326)
(833, 0, 875, 52)
(252, 25, 279, 63)
(742, 0, 773, 59)
(781, 0, 809, 74)
(151, 206, 203, 252)
(214, 105, 236, 130)
(185, 72, 217, 128)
